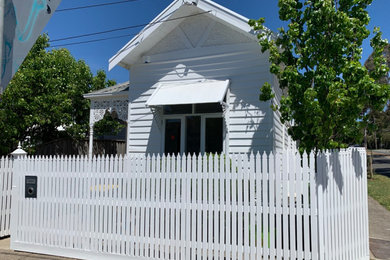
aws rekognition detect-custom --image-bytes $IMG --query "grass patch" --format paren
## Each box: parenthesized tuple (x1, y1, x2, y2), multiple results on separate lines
(368, 174, 390, 211)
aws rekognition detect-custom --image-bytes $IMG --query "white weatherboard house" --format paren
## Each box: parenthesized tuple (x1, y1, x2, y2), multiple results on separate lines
(94, 0, 293, 156)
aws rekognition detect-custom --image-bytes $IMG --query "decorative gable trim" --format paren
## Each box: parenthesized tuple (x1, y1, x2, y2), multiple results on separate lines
(109, 0, 269, 70)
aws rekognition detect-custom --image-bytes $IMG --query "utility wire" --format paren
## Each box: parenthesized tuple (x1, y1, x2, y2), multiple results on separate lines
(50, 34, 135, 48)
(48, 9, 213, 65)
(50, 24, 143, 43)
(49, 11, 212, 43)
(56, 0, 141, 12)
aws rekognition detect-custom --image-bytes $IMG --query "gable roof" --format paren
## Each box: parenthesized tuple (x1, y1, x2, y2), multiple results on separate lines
(108, 0, 263, 70)
(83, 81, 129, 99)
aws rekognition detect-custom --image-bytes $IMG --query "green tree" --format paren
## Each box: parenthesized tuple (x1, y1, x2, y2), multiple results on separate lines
(365, 108, 388, 148)
(364, 43, 390, 149)
(0, 34, 115, 155)
(249, 0, 389, 153)
(93, 111, 126, 138)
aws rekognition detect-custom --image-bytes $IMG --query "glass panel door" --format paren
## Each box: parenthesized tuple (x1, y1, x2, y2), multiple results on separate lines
(165, 119, 181, 155)
(186, 116, 201, 155)
(205, 117, 223, 154)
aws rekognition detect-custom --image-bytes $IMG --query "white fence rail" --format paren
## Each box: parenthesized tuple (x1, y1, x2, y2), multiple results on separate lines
(9, 149, 369, 260)
(0, 156, 13, 237)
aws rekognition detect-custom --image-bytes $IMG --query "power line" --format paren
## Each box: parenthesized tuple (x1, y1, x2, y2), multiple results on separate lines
(48, 10, 213, 64)
(94, 10, 212, 59)
(49, 24, 143, 43)
(56, 0, 141, 12)
(49, 11, 212, 43)
(49, 34, 135, 48)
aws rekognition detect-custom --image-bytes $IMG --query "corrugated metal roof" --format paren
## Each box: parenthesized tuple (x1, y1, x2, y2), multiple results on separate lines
(84, 81, 129, 99)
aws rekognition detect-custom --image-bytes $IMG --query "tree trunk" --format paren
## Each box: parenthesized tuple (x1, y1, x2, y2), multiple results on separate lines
(364, 128, 367, 149)
(368, 150, 374, 179)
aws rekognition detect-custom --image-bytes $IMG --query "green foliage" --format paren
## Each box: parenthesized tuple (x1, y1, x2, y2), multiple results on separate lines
(364, 43, 390, 149)
(93, 111, 126, 138)
(365, 105, 390, 148)
(0, 34, 116, 155)
(365, 43, 390, 84)
(249, 0, 390, 152)
(259, 82, 274, 101)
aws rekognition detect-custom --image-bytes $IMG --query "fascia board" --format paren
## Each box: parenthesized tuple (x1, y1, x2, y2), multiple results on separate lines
(196, 0, 252, 33)
(108, 0, 182, 70)
(83, 92, 129, 100)
(197, 0, 276, 40)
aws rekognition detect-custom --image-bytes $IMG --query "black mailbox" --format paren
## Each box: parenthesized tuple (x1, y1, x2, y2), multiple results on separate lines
(25, 176, 37, 198)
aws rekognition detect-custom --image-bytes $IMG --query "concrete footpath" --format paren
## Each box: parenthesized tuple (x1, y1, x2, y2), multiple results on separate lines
(369, 196, 390, 260)
(369, 150, 390, 260)
(0, 238, 76, 260)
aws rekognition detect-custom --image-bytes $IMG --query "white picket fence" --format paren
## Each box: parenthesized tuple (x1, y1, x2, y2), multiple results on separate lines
(0, 157, 13, 237)
(9, 148, 369, 260)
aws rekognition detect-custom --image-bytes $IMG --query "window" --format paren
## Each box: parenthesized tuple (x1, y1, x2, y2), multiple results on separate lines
(194, 103, 222, 113)
(164, 116, 224, 155)
(205, 117, 223, 153)
(186, 116, 201, 154)
(162, 101, 226, 155)
(163, 104, 192, 115)
(164, 119, 181, 155)
(163, 103, 222, 115)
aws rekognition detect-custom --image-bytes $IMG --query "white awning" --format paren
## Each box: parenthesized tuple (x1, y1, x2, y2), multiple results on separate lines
(146, 80, 230, 107)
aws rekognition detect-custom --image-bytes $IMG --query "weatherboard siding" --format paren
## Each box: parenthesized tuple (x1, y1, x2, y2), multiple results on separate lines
(127, 42, 277, 154)
(272, 75, 296, 151)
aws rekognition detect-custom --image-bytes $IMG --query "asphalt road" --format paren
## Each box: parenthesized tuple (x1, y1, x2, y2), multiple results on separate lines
(371, 150, 390, 178)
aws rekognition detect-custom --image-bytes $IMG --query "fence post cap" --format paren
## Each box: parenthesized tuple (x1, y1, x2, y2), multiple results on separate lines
(11, 142, 27, 158)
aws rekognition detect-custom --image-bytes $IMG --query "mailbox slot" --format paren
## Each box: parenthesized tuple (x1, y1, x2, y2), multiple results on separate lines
(25, 176, 37, 198)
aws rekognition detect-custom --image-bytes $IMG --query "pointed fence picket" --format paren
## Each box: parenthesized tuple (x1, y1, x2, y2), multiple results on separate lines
(7, 148, 369, 260)
(0, 156, 12, 237)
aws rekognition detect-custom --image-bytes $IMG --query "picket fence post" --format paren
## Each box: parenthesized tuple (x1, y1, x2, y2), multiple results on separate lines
(316, 152, 325, 260)
(10, 143, 27, 247)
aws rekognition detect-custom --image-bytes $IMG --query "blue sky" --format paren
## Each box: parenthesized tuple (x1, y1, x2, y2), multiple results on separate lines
(44, 0, 390, 84)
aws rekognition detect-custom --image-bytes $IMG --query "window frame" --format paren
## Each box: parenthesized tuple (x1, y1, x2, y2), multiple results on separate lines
(162, 112, 226, 155)
(159, 87, 230, 155)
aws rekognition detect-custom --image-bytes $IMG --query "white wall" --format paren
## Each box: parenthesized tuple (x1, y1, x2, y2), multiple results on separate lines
(272, 75, 285, 151)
